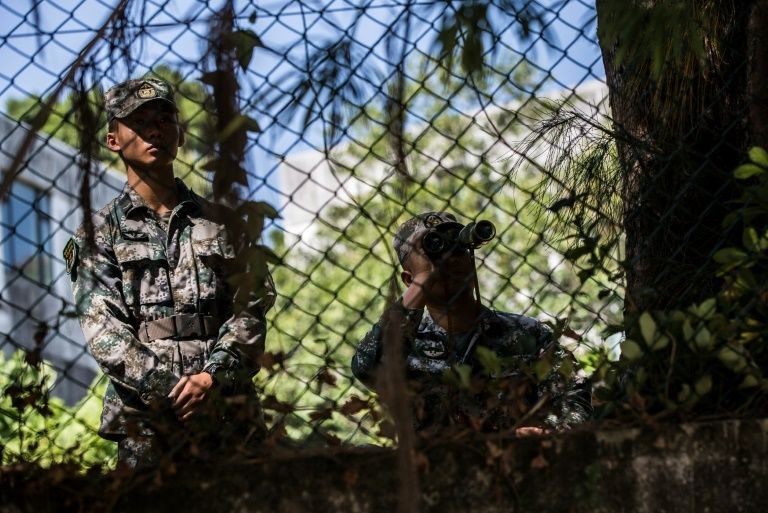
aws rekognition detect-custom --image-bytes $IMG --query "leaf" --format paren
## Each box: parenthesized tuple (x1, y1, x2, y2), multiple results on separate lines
(718, 346, 746, 371)
(475, 346, 502, 376)
(694, 327, 712, 350)
(577, 268, 595, 283)
(696, 298, 717, 320)
(254, 245, 282, 265)
(677, 383, 691, 403)
(309, 408, 333, 422)
(549, 195, 576, 213)
(682, 319, 695, 341)
(244, 200, 280, 219)
(748, 146, 768, 167)
(244, 115, 261, 133)
(739, 375, 759, 389)
(227, 29, 264, 70)
(620, 339, 643, 360)
(564, 245, 592, 261)
(339, 396, 369, 416)
(694, 375, 712, 396)
(650, 334, 669, 351)
(743, 227, 759, 252)
(244, 212, 264, 240)
(261, 395, 294, 414)
(713, 248, 747, 265)
(638, 312, 657, 345)
(734, 163, 765, 179)
(453, 364, 472, 389)
(200, 71, 224, 86)
(562, 327, 582, 341)
(257, 351, 285, 368)
(316, 368, 337, 388)
(533, 356, 553, 380)
(201, 157, 223, 171)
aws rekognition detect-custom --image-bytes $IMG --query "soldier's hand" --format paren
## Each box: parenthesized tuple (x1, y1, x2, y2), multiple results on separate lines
(515, 426, 549, 438)
(169, 372, 214, 422)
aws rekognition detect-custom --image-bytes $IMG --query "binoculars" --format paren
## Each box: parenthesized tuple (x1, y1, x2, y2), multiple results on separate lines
(422, 220, 496, 259)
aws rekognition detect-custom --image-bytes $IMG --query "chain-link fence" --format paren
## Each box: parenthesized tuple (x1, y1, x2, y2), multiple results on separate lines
(1, 0, 766, 469)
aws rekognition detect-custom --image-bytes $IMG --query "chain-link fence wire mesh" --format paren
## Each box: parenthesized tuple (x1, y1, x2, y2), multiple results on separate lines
(1, 0, 765, 469)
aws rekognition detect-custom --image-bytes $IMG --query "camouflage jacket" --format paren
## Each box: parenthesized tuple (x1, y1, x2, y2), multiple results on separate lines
(352, 303, 592, 432)
(67, 180, 274, 439)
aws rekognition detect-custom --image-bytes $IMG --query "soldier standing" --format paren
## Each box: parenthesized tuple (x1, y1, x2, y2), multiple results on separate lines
(352, 212, 591, 435)
(64, 78, 274, 467)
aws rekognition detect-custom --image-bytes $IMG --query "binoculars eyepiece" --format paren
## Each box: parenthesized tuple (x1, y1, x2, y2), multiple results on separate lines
(421, 220, 496, 258)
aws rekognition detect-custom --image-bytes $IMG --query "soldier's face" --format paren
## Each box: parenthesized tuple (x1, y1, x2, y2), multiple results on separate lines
(107, 102, 184, 169)
(403, 230, 476, 306)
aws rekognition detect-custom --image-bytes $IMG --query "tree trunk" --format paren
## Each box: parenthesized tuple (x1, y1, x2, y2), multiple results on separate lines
(596, 0, 755, 314)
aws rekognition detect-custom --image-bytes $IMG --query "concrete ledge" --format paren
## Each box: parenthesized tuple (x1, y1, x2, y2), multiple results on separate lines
(2, 418, 766, 512)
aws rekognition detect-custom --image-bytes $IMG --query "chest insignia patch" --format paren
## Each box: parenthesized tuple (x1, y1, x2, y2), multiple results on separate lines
(63, 238, 79, 275)
(419, 339, 446, 359)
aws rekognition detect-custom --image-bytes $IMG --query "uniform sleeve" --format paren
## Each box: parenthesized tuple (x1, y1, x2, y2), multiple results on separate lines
(70, 221, 176, 406)
(534, 325, 593, 430)
(351, 300, 423, 389)
(204, 268, 275, 383)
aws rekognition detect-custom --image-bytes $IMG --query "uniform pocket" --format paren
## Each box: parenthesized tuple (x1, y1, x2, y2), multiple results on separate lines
(190, 222, 235, 300)
(114, 241, 172, 307)
(178, 339, 208, 375)
(144, 339, 178, 376)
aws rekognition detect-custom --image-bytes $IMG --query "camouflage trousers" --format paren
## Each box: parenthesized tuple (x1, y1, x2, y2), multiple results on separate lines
(115, 407, 268, 468)
(117, 436, 160, 469)
(117, 426, 266, 469)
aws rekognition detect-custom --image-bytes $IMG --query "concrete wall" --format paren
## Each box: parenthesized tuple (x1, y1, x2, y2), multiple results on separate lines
(1, 418, 765, 512)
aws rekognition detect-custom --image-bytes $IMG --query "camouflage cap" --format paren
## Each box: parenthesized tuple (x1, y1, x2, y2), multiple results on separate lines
(394, 211, 462, 264)
(104, 78, 176, 121)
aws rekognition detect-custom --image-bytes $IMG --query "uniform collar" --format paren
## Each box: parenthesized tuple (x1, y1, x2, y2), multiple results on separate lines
(421, 304, 495, 334)
(117, 178, 200, 219)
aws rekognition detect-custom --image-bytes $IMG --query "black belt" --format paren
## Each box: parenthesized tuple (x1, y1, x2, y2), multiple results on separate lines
(138, 314, 220, 343)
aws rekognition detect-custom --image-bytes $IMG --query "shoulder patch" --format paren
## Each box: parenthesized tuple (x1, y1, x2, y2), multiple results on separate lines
(63, 238, 79, 274)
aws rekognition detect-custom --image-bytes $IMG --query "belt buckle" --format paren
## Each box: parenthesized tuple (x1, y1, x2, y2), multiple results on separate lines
(174, 314, 193, 338)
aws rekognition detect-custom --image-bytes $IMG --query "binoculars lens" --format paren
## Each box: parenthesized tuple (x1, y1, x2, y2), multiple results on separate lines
(474, 220, 495, 242)
(420, 220, 496, 259)
(422, 231, 446, 254)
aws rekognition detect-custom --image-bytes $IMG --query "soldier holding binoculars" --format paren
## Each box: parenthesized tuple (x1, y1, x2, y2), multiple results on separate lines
(351, 212, 591, 436)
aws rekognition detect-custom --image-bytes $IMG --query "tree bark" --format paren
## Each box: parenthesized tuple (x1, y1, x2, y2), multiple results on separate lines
(596, 0, 753, 314)
(748, 1, 768, 149)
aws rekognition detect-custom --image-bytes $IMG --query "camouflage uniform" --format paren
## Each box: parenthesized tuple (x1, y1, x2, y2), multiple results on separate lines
(65, 78, 274, 466)
(351, 212, 591, 432)
(67, 180, 274, 462)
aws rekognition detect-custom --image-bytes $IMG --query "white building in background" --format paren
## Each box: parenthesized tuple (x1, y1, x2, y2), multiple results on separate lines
(0, 115, 123, 404)
(277, 81, 610, 248)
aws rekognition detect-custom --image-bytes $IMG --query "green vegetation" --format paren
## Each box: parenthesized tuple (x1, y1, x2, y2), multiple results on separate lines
(0, 350, 115, 468)
(597, 148, 768, 420)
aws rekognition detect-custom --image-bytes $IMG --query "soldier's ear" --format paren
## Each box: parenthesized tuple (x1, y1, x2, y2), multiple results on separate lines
(106, 130, 121, 152)
(401, 270, 413, 287)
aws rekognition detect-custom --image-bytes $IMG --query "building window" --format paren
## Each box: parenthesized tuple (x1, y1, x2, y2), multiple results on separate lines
(2, 181, 51, 283)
